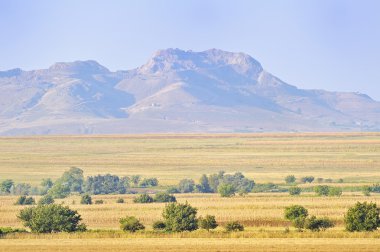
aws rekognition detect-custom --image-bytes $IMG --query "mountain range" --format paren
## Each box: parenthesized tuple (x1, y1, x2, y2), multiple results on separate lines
(0, 48, 379, 135)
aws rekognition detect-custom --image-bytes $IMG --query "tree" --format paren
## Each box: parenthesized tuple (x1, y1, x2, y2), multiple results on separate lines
(15, 196, 35, 205)
(17, 204, 86, 233)
(197, 174, 211, 193)
(0, 179, 14, 193)
(80, 194, 92, 205)
(163, 202, 198, 232)
(48, 167, 84, 198)
(38, 195, 54, 205)
(40, 178, 53, 195)
(166, 186, 179, 194)
(139, 178, 159, 187)
(11, 183, 31, 195)
(218, 183, 236, 197)
(285, 205, 308, 221)
(288, 187, 301, 196)
(328, 187, 342, 196)
(198, 215, 218, 231)
(153, 220, 166, 230)
(133, 193, 154, 203)
(178, 179, 195, 193)
(131, 175, 141, 187)
(285, 175, 296, 184)
(314, 185, 330, 196)
(300, 176, 314, 183)
(225, 221, 244, 232)
(345, 202, 380, 232)
(154, 192, 176, 203)
(85, 174, 127, 195)
(304, 216, 334, 232)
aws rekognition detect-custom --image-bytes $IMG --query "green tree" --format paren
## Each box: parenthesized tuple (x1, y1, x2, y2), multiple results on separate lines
(48, 167, 84, 198)
(139, 178, 159, 187)
(154, 192, 176, 203)
(304, 216, 334, 232)
(198, 215, 218, 231)
(15, 196, 35, 205)
(314, 185, 330, 196)
(285, 175, 296, 184)
(288, 187, 301, 196)
(163, 202, 198, 232)
(17, 204, 86, 233)
(328, 187, 342, 196)
(152, 220, 166, 230)
(300, 176, 314, 183)
(197, 174, 211, 193)
(178, 179, 195, 193)
(284, 205, 308, 221)
(80, 194, 92, 205)
(345, 202, 380, 232)
(38, 195, 54, 205)
(218, 183, 236, 197)
(131, 175, 141, 187)
(133, 193, 154, 203)
(1, 179, 14, 193)
(225, 221, 244, 232)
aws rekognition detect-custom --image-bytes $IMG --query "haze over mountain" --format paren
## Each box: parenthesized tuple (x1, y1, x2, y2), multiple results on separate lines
(0, 48, 379, 135)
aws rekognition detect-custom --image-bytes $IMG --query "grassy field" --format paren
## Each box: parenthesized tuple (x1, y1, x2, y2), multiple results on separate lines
(0, 132, 379, 185)
(0, 133, 380, 251)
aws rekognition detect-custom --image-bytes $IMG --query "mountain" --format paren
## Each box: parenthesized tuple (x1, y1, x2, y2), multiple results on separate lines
(0, 48, 379, 135)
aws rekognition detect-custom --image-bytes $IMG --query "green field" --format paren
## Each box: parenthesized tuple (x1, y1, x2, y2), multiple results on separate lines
(0, 133, 380, 251)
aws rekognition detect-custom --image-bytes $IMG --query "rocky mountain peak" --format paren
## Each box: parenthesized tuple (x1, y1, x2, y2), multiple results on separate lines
(48, 60, 109, 75)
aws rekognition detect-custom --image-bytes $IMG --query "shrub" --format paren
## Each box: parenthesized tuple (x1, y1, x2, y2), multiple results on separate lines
(288, 187, 301, 196)
(300, 176, 314, 183)
(362, 186, 371, 196)
(178, 179, 195, 193)
(152, 220, 166, 230)
(198, 215, 218, 231)
(314, 185, 330, 196)
(15, 196, 35, 205)
(38, 195, 54, 205)
(133, 193, 154, 203)
(285, 175, 296, 184)
(328, 187, 342, 196)
(94, 200, 104, 204)
(304, 216, 334, 231)
(0, 179, 14, 193)
(345, 202, 380, 232)
(163, 202, 198, 232)
(116, 197, 125, 203)
(225, 221, 244, 232)
(17, 204, 86, 233)
(80, 194, 92, 205)
(166, 186, 179, 194)
(139, 178, 159, 187)
(154, 192, 176, 203)
(284, 205, 308, 221)
(119, 216, 145, 232)
(218, 183, 236, 197)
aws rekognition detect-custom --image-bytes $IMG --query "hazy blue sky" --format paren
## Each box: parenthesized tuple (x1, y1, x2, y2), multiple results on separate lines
(1, 0, 380, 100)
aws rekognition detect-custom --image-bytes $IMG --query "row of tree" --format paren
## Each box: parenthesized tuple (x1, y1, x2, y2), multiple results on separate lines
(14, 201, 380, 233)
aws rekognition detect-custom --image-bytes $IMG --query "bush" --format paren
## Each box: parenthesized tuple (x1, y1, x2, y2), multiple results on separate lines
(152, 220, 166, 230)
(139, 178, 159, 187)
(154, 192, 176, 203)
(116, 197, 125, 203)
(284, 205, 308, 221)
(218, 183, 236, 197)
(304, 216, 334, 231)
(362, 186, 371, 196)
(15, 196, 35, 205)
(80, 194, 92, 205)
(288, 187, 301, 196)
(133, 193, 154, 203)
(300, 176, 314, 183)
(17, 204, 86, 233)
(163, 202, 198, 232)
(119, 216, 145, 232)
(328, 187, 342, 196)
(225, 221, 244, 232)
(285, 175, 296, 184)
(178, 179, 195, 193)
(314, 185, 330, 196)
(198, 215, 218, 231)
(94, 200, 104, 204)
(345, 202, 380, 232)
(38, 195, 54, 205)
(166, 186, 179, 194)
(0, 179, 14, 193)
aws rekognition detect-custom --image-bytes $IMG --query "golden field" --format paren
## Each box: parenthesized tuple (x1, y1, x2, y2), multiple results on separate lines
(0, 133, 380, 251)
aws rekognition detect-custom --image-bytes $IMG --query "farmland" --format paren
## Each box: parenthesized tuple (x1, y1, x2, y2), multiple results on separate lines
(0, 133, 379, 251)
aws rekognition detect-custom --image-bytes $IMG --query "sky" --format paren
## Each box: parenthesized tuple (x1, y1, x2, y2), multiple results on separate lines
(1, 0, 380, 100)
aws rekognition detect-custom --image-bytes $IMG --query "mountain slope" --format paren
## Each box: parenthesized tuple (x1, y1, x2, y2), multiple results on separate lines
(0, 49, 379, 135)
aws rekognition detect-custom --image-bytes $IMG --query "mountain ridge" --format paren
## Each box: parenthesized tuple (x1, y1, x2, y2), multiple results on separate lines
(0, 48, 379, 135)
